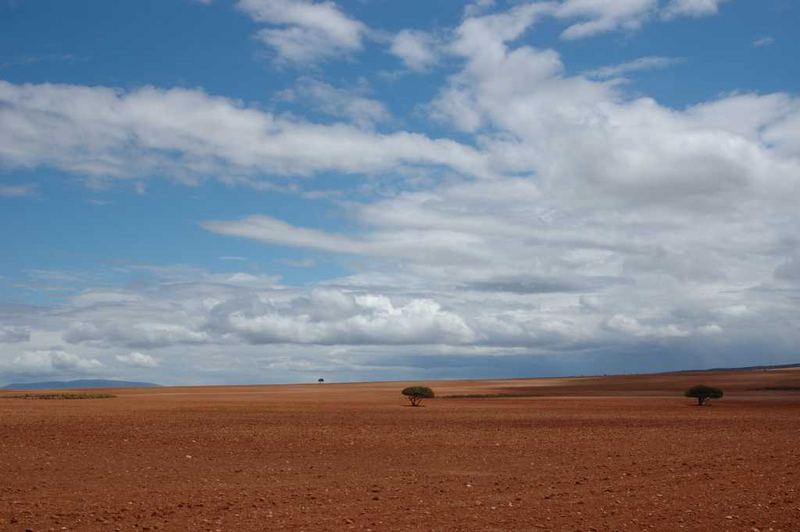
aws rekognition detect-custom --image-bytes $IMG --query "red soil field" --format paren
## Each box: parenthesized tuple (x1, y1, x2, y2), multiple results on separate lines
(1, 368, 799, 531)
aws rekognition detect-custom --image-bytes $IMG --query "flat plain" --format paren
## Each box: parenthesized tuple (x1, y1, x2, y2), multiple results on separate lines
(1, 368, 799, 531)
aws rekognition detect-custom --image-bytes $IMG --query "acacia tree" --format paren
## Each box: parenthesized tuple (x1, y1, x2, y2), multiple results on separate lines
(402, 386, 434, 407)
(684, 384, 723, 406)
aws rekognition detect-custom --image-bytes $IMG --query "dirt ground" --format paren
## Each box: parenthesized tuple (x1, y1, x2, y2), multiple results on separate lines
(1, 369, 799, 531)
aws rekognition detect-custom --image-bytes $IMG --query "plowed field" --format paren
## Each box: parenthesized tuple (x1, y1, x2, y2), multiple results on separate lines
(2, 368, 799, 531)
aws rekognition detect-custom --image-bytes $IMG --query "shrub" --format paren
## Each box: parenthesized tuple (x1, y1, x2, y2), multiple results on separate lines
(401, 386, 434, 407)
(684, 384, 723, 406)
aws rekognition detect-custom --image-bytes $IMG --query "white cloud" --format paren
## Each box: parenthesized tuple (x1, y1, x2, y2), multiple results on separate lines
(220, 290, 477, 345)
(454, 2, 553, 55)
(64, 320, 209, 349)
(203, 213, 494, 267)
(604, 314, 690, 338)
(662, 0, 727, 19)
(0, 240, 797, 383)
(535, 0, 730, 40)
(237, 0, 366, 64)
(390, 30, 440, 71)
(0, 80, 491, 184)
(204, 215, 365, 254)
(464, 0, 497, 17)
(10, 350, 102, 375)
(556, 0, 658, 40)
(116, 352, 160, 368)
(188, 4, 800, 374)
(586, 56, 684, 79)
(278, 78, 390, 128)
(753, 36, 775, 48)
(431, 8, 800, 210)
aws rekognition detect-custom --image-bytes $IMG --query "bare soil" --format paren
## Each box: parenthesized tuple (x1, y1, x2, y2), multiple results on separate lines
(1, 368, 799, 531)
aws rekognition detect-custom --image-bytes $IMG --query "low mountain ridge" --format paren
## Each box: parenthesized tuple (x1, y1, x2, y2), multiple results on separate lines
(2, 379, 159, 390)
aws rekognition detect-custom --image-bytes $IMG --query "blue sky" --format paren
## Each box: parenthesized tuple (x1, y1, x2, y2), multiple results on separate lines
(1, 0, 798, 385)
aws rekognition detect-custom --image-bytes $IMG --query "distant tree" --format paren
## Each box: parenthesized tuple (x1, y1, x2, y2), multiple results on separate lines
(684, 384, 724, 406)
(401, 386, 434, 407)
(317, 378, 324, 384)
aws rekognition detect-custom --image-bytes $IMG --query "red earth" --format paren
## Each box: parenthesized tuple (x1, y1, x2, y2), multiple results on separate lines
(1, 368, 799, 531)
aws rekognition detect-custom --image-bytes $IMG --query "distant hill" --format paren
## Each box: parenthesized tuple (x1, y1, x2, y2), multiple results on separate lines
(2, 379, 160, 390)
(677, 362, 800, 373)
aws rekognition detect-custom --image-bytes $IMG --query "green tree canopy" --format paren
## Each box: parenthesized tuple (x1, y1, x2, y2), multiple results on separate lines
(684, 384, 723, 406)
(402, 386, 435, 407)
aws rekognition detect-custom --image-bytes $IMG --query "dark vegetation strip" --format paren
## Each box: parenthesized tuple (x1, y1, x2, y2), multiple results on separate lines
(438, 393, 531, 399)
(0, 392, 116, 400)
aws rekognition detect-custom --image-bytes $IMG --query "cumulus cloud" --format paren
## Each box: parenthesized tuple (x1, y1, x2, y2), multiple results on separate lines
(192, 3, 800, 376)
(0, 242, 797, 383)
(9, 350, 102, 375)
(0, 80, 491, 184)
(116, 352, 160, 368)
(431, 9, 800, 207)
(236, 0, 367, 64)
(214, 290, 476, 345)
(390, 30, 440, 71)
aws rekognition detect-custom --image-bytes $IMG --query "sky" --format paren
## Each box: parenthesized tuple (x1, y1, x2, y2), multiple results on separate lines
(0, 0, 798, 385)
